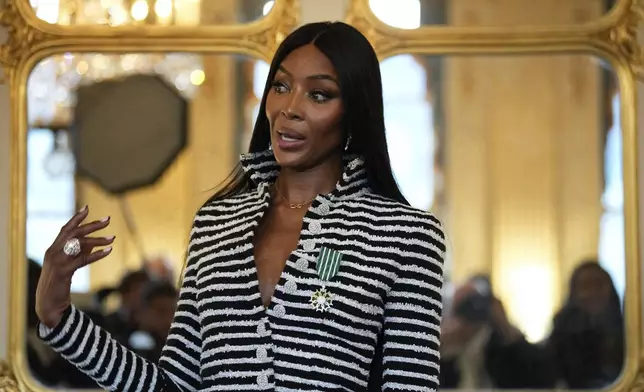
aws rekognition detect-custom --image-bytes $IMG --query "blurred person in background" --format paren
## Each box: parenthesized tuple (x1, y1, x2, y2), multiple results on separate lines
(102, 269, 150, 337)
(440, 274, 554, 389)
(546, 260, 624, 389)
(119, 281, 179, 362)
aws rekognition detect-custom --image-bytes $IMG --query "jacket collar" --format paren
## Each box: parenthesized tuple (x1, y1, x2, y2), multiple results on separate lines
(239, 149, 371, 200)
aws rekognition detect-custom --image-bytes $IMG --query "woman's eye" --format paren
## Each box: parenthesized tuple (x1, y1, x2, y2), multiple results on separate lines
(271, 81, 288, 94)
(309, 91, 331, 103)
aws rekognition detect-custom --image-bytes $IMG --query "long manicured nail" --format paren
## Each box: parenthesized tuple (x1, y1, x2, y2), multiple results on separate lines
(100, 216, 110, 223)
(78, 205, 88, 213)
(103, 246, 113, 253)
(105, 236, 115, 241)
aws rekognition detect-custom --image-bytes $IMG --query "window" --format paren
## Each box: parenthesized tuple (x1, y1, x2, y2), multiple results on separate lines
(598, 93, 625, 303)
(30, 0, 60, 23)
(241, 1, 273, 152)
(26, 129, 89, 292)
(380, 55, 435, 211)
(364, 1, 437, 211)
(250, 59, 270, 141)
(370, 0, 421, 29)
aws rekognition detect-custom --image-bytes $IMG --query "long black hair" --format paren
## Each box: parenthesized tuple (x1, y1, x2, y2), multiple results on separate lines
(567, 261, 622, 317)
(207, 21, 408, 205)
(548, 260, 624, 388)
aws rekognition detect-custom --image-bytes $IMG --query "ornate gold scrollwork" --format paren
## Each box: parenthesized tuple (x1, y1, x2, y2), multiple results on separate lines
(346, 0, 644, 83)
(0, 0, 50, 83)
(0, 0, 301, 389)
(605, 0, 644, 79)
(0, 0, 300, 84)
(345, 0, 400, 58)
(627, 364, 644, 392)
(0, 360, 18, 392)
(344, 0, 644, 391)
(245, 0, 300, 57)
(1, 0, 643, 391)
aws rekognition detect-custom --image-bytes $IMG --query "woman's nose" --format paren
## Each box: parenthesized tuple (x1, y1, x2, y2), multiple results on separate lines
(281, 94, 303, 120)
(281, 107, 302, 120)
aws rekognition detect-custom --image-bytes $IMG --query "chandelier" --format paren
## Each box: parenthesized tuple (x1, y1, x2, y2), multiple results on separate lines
(28, 0, 275, 176)
(28, 51, 204, 129)
(27, 0, 207, 130)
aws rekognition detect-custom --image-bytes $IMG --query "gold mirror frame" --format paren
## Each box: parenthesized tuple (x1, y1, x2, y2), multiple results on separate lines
(10, 0, 287, 37)
(344, 1, 644, 392)
(0, 0, 299, 390)
(0, 0, 299, 83)
(5, 0, 298, 40)
(346, 0, 642, 65)
(0, 0, 642, 390)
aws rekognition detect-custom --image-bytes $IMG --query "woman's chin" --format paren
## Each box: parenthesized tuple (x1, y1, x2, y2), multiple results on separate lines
(273, 148, 343, 173)
(273, 149, 307, 170)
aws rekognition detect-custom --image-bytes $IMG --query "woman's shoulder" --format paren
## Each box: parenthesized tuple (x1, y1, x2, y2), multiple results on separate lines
(195, 190, 262, 216)
(351, 192, 445, 237)
(351, 193, 446, 277)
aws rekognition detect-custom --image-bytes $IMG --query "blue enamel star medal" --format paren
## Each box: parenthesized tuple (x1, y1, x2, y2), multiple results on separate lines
(310, 247, 343, 312)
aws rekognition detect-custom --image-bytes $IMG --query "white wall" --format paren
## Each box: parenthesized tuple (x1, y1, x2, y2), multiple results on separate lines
(300, 0, 348, 24)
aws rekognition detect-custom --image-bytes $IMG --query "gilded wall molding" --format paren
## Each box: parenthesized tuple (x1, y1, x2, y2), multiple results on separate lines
(630, 369, 644, 392)
(0, 0, 643, 391)
(346, 0, 644, 76)
(344, 1, 644, 392)
(0, 0, 50, 84)
(9, 0, 299, 40)
(0, 361, 18, 392)
(0, 0, 300, 390)
(344, 0, 400, 58)
(243, 0, 299, 59)
(0, 0, 300, 84)
(604, 0, 644, 79)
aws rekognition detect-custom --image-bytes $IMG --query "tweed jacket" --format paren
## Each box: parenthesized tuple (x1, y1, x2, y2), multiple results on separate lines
(39, 149, 446, 392)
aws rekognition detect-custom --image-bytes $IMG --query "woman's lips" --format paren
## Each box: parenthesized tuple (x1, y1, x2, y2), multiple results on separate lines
(276, 129, 306, 151)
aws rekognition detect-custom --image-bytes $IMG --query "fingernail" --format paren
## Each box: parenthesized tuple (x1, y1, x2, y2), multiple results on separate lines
(100, 216, 110, 222)
(105, 236, 115, 241)
(78, 205, 88, 213)
(103, 246, 112, 253)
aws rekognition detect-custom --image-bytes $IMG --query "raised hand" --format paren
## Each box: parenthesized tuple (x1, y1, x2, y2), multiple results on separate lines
(35, 205, 115, 328)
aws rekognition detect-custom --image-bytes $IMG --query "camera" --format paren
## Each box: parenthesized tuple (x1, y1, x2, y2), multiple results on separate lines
(454, 275, 493, 323)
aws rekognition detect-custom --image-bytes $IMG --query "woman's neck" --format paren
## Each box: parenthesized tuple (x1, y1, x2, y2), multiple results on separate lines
(276, 160, 343, 204)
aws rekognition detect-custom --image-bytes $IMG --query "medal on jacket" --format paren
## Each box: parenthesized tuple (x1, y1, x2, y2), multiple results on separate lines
(310, 247, 343, 312)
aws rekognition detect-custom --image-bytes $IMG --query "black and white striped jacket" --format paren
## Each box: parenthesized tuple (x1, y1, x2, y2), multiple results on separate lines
(39, 149, 446, 391)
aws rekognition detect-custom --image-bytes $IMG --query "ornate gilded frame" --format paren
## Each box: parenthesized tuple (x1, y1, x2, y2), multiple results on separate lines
(0, 0, 299, 390)
(345, 1, 643, 392)
(0, 0, 641, 390)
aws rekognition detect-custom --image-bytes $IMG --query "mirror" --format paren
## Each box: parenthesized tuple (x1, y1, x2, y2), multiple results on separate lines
(367, 0, 616, 28)
(23, 50, 627, 391)
(24, 51, 269, 389)
(29, 0, 276, 26)
(379, 52, 624, 390)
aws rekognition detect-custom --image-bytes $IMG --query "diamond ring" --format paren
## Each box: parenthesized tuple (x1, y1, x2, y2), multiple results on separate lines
(62, 238, 81, 257)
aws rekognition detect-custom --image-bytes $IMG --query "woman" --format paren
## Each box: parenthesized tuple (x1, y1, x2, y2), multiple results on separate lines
(439, 275, 554, 389)
(35, 21, 446, 391)
(547, 261, 624, 389)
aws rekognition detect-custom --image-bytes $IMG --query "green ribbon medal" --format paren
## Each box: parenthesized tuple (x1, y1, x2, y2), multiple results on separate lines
(310, 247, 343, 312)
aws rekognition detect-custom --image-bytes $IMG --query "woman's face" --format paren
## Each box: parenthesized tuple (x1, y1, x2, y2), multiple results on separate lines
(265, 44, 344, 171)
(574, 268, 612, 314)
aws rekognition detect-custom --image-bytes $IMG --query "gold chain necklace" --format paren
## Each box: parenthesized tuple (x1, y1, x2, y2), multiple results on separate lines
(273, 181, 316, 209)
